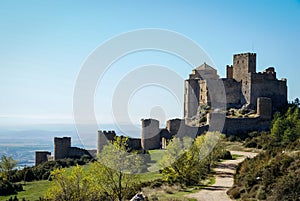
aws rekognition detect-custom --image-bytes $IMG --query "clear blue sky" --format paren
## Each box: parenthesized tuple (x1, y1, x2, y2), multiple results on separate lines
(0, 0, 300, 126)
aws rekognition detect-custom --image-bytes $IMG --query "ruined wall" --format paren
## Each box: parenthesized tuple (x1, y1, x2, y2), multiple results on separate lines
(184, 79, 200, 119)
(166, 118, 208, 139)
(127, 138, 142, 150)
(226, 65, 233, 79)
(223, 117, 271, 135)
(54, 137, 71, 160)
(207, 111, 271, 135)
(250, 73, 287, 110)
(257, 97, 272, 120)
(199, 80, 208, 106)
(222, 78, 242, 108)
(35, 151, 51, 166)
(141, 119, 161, 150)
(166, 118, 185, 136)
(67, 147, 92, 159)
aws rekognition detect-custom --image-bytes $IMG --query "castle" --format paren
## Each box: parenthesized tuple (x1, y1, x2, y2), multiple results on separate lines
(35, 52, 288, 165)
(96, 52, 288, 151)
(184, 53, 287, 119)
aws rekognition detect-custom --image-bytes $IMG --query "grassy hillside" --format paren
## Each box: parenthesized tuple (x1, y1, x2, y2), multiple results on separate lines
(228, 105, 300, 200)
(0, 180, 51, 201)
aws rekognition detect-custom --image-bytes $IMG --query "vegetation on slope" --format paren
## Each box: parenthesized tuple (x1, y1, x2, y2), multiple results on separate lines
(228, 104, 300, 201)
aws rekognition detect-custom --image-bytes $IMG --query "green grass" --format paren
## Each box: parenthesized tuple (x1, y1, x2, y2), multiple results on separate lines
(139, 171, 163, 183)
(0, 180, 51, 201)
(0, 150, 166, 201)
(147, 149, 166, 172)
(0, 148, 211, 201)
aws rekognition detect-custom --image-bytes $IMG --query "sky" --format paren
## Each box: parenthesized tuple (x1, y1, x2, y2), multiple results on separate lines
(0, 0, 300, 128)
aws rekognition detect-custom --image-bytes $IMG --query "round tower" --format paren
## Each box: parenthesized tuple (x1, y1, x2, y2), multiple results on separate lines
(141, 118, 160, 150)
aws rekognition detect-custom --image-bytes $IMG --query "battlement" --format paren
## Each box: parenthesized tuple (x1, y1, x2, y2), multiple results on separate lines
(102, 130, 116, 135)
(99, 130, 117, 139)
(233, 52, 256, 57)
(97, 130, 117, 153)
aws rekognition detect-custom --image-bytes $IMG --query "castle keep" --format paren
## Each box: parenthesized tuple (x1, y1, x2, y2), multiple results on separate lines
(184, 53, 287, 119)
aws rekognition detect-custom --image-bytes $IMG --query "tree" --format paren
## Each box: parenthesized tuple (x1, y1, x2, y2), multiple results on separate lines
(271, 106, 300, 144)
(44, 137, 142, 201)
(0, 155, 17, 181)
(160, 132, 224, 185)
(159, 136, 198, 185)
(44, 165, 100, 201)
(90, 137, 142, 201)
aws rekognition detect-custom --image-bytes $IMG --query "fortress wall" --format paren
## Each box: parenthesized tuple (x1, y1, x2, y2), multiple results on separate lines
(204, 79, 229, 109)
(166, 118, 185, 136)
(251, 73, 287, 109)
(160, 128, 172, 140)
(257, 97, 272, 120)
(127, 138, 142, 150)
(97, 130, 116, 154)
(223, 117, 271, 135)
(184, 79, 200, 118)
(35, 151, 51, 166)
(222, 79, 242, 107)
(67, 147, 92, 159)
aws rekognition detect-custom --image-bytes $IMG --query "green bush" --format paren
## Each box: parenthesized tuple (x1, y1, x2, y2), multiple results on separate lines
(229, 105, 300, 200)
(0, 180, 23, 196)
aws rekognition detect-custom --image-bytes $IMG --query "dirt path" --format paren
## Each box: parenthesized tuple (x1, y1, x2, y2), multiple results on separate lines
(186, 151, 258, 201)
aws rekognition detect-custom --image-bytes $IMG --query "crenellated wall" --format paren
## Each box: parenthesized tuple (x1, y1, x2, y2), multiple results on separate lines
(97, 130, 116, 154)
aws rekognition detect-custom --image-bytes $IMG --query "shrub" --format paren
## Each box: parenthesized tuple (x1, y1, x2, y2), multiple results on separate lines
(0, 180, 22, 196)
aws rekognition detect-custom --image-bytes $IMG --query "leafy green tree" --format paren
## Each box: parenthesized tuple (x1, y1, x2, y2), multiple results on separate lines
(0, 155, 17, 181)
(271, 106, 300, 144)
(45, 165, 100, 201)
(90, 137, 143, 201)
(160, 132, 224, 185)
(45, 137, 142, 201)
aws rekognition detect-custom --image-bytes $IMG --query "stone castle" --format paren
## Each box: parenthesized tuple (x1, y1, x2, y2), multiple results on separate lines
(96, 52, 288, 151)
(36, 52, 288, 165)
(184, 52, 287, 119)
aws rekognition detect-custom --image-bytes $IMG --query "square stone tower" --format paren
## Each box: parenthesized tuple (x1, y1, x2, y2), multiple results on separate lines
(232, 53, 256, 81)
(232, 53, 256, 105)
